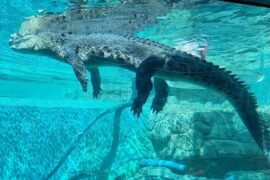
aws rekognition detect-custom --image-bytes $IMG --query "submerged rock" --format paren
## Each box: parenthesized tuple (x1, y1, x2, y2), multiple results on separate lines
(225, 170, 270, 180)
(131, 167, 210, 180)
(145, 97, 270, 178)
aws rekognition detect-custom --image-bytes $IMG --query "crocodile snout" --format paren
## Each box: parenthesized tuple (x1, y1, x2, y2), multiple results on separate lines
(9, 33, 21, 49)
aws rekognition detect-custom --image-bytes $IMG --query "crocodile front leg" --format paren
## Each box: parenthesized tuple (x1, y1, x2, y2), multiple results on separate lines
(151, 78, 168, 114)
(89, 68, 102, 98)
(68, 57, 88, 92)
(131, 54, 166, 117)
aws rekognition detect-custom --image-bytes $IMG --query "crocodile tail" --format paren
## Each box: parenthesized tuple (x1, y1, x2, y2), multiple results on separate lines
(166, 53, 270, 158)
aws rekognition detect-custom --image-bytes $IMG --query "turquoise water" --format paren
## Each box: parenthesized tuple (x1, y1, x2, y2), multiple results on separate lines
(1, 0, 270, 179)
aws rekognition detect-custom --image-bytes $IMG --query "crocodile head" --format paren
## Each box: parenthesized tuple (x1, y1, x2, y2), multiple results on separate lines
(9, 16, 52, 52)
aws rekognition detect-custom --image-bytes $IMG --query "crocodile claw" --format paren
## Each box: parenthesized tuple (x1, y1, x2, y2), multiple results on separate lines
(151, 105, 162, 114)
(92, 88, 102, 99)
(151, 98, 165, 114)
(131, 98, 142, 118)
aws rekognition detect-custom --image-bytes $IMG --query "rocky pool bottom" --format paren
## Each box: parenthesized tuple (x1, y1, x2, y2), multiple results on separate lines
(1, 87, 270, 179)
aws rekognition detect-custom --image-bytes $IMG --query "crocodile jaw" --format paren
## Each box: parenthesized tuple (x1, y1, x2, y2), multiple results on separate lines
(10, 33, 33, 50)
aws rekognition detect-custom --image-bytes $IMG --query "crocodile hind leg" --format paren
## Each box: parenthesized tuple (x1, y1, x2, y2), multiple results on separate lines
(89, 68, 102, 98)
(151, 78, 168, 114)
(131, 54, 166, 117)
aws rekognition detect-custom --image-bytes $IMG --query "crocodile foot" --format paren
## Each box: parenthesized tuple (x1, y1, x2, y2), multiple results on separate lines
(92, 88, 102, 99)
(151, 97, 166, 114)
(131, 97, 143, 118)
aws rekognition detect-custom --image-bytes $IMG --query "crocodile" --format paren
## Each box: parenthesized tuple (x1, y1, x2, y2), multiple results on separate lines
(9, 29, 270, 159)
(8, 0, 270, 160)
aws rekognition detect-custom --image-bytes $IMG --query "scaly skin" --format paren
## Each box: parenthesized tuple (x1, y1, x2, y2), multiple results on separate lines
(9, 31, 270, 161)
(22, 0, 212, 36)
